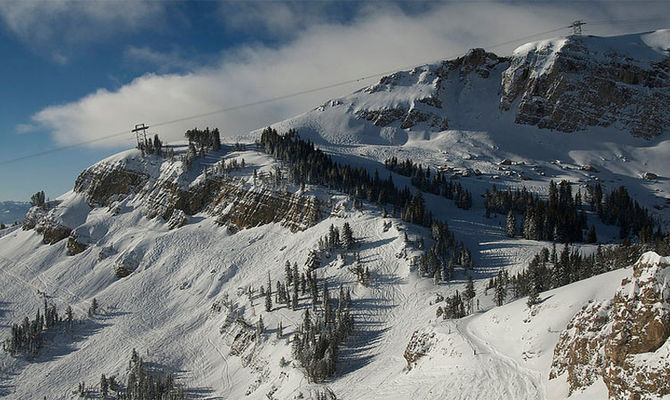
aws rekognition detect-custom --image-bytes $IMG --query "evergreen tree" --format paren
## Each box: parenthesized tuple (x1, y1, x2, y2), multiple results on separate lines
(342, 222, 354, 250)
(100, 374, 109, 398)
(464, 276, 476, 313)
(494, 271, 506, 307)
(265, 273, 273, 312)
(506, 210, 516, 237)
(587, 225, 597, 243)
(257, 315, 265, 338)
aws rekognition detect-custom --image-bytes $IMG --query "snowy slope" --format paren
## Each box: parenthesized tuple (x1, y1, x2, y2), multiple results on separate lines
(1, 30, 670, 400)
(0, 144, 654, 400)
(236, 30, 670, 225)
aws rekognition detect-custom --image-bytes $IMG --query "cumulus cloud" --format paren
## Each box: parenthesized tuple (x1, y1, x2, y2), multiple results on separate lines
(28, 1, 670, 148)
(123, 46, 205, 74)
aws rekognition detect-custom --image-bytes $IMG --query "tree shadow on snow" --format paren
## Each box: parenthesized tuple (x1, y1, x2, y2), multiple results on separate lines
(335, 294, 395, 377)
(0, 369, 20, 397)
(0, 301, 11, 328)
(130, 359, 219, 399)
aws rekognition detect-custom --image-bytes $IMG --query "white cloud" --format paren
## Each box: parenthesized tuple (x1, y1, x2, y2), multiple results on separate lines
(15, 123, 36, 134)
(123, 46, 201, 74)
(28, 2, 670, 148)
(0, 0, 164, 49)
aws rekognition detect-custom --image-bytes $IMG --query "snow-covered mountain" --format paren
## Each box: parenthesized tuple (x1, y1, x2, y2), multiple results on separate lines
(1, 30, 670, 399)
(0, 201, 30, 225)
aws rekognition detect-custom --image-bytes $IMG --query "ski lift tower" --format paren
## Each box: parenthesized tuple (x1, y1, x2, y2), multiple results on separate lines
(570, 20, 586, 36)
(132, 123, 149, 148)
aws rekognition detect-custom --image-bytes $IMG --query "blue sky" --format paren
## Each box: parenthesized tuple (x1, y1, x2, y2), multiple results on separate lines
(0, 1, 668, 202)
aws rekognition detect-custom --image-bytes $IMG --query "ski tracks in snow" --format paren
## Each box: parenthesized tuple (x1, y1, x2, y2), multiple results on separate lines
(454, 317, 545, 400)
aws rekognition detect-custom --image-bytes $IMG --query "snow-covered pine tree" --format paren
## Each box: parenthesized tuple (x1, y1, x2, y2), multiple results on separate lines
(494, 271, 506, 307)
(464, 276, 476, 313)
(285, 260, 293, 286)
(257, 315, 265, 338)
(342, 222, 354, 250)
(506, 210, 516, 237)
(265, 273, 273, 312)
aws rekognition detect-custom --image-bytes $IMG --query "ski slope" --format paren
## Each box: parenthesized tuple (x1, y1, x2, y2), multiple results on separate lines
(1, 30, 670, 399)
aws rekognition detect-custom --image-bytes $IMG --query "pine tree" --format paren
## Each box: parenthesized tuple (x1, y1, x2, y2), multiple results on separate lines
(265, 273, 273, 312)
(88, 298, 98, 316)
(285, 260, 293, 286)
(527, 282, 540, 308)
(527, 261, 541, 307)
(494, 271, 506, 307)
(100, 374, 109, 398)
(342, 222, 354, 250)
(464, 276, 476, 313)
(506, 210, 516, 237)
(587, 225, 597, 243)
(257, 315, 265, 338)
(277, 321, 283, 338)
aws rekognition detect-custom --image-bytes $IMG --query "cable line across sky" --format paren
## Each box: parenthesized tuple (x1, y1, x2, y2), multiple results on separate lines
(0, 18, 665, 166)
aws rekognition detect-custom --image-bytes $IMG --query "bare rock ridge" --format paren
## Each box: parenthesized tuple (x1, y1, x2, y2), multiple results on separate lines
(502, 32, 670, 137)
(550, 252, 670, 399)
(23, 151, 321, 255)
(354, 48, 504, 133)
(342, 30, 670, 140)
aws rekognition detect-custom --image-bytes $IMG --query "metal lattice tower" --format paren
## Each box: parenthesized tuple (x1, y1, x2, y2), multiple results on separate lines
(570, 20, 586, 36)
(132, 123, 149, 148)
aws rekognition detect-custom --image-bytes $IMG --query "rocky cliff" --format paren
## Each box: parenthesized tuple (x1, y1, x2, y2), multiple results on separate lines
(501, 31, 670, 138)
(550, 252, 670, 399)
(24, 149, 322, 253)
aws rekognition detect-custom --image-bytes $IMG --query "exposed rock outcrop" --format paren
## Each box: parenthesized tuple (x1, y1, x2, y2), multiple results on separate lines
(404, 329, 436, 370)
(75, 160, 149, 207)
(66, 233, 88, 255)
(356, 48, 504, 133)
(501, 34, 670, 138)
(209, 181, 321, 232)
(550, 252, 670, 399)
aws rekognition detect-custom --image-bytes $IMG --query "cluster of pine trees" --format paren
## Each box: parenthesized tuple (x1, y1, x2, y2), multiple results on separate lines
(317, 223, 355, 252)
(349, 253, 371, 286)
(487, 181, 657, 243)
(138, 134, 168, 157)
(30, 190, 46, 208)
(384, 157, 472, 209)
(180, 127, 222, 169)
(292, 283, 354, 382)
(416, 221, 475, 283)
(437, 276, 476, 319)
(185, 127, 221, 152)
(493, 230, 670, 308)
(120, 349, 186, 399)
(84, 349, 186, 399)
(589, 184, 656, 239)
(259, 127, 433, 227)
(486, 181, 588, 243)
(4, 299, 62, 357)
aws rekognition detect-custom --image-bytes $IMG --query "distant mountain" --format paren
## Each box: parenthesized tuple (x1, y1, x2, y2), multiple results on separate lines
(0, 201, 30, 225)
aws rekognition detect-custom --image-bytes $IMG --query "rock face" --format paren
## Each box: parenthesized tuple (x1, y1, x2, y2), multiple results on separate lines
(550, 252, 670, 399)
(74, 152, 322, 234)
(354, 48, 504, 133)
(209, 181, 320, 232)
(75, 160, 149, 207)
(404, 328, 437, 370)
(501, 33, 670, 138)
